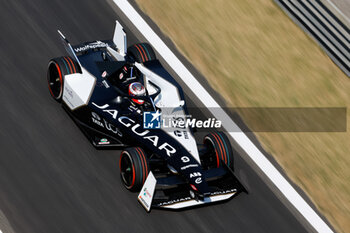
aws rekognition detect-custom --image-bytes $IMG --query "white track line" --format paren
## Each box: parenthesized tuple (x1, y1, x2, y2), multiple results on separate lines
(113, 0, 334, 232)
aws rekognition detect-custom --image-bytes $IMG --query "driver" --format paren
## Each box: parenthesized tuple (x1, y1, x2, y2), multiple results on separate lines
(110, 64, 152, 110)
(128, 82, 146, 105)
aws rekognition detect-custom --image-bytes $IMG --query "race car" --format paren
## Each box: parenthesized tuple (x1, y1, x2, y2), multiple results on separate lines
(47, 21, 245, 211)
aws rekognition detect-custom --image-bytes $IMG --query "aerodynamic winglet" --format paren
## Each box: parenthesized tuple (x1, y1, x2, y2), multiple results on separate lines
(57, 30, 81, 65)
(113, 20, 127, 55)
(138, 172, 157, 212)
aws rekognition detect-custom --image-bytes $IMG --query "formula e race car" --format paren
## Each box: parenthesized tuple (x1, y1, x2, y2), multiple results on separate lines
(47, 21, 245, 211)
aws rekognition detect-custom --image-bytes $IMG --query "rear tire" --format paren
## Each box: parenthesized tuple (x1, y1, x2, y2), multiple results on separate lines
(119, 147, 150, 191)
(127, 43, 156, 63)
(47, 56, 81, 102)
(203, 132, 234, 169)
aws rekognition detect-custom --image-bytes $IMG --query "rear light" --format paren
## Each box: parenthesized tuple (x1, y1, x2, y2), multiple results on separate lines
(190, 184, 198, 191)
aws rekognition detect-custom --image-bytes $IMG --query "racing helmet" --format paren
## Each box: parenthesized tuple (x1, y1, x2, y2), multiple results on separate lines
(128, 82, 146, 105)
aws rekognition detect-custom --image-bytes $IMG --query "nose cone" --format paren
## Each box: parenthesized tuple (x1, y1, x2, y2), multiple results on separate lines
(167, 150, 211, 195)
(187, 171, 210, 196)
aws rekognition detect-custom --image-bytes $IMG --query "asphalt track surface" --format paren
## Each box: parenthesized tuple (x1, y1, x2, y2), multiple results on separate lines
(0, 0, 325, 232)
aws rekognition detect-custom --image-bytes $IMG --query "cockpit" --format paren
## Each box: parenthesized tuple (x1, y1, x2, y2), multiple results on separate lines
(100, 62, 161, 112)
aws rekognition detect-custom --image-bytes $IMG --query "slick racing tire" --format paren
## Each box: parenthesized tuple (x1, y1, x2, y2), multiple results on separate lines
(119, 147, 150, 192)
(47, 56, 81, 102)
(203, 132, 234, 169)
(127, 43, 156, 63)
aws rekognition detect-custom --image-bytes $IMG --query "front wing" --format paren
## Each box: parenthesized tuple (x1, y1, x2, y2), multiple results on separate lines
(138, 165, 245, 211)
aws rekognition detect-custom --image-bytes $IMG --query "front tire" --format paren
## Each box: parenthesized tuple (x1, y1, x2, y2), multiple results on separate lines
(203, 132, 234, 169)
(47, 56, 81, 102)
(119, 147, 150, 191)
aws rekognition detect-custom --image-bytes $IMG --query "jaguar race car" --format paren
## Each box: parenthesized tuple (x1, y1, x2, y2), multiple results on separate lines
(47, 21, 245, 211)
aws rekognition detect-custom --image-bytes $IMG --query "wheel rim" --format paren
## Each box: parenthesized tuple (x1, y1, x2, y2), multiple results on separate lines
(47, 62, 62, 99)
(120, 152, 134, 188)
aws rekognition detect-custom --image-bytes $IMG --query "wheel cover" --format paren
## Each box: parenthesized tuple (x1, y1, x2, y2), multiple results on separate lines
(120, 152, 135, 188)
(47, 62, 63, 99)
(204, 136, 220, 168)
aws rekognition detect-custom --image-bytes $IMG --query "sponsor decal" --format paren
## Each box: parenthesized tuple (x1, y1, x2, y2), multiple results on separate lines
(180, 156, 202, 182)
(157, 189, 237, 206)
(139, 195, 149, 209)
(91, 112, 104, 127)
(102, 80, 110, 88)
(195, 177, 202, 184)
(190, 184, 198, 191)
(74, 41, 109, 52)
(101, 71, 107, 78)
(210, 189, 237, 196)
(98, 138, 110, 145)
(189, 172, 201, 178)
(64, 86, 73, 98)
(91, 104, 176, 156)
(143, 187, 152, 198)
(62, 95, 74, 109)
(180, 164, 199, 170)
(96, 82, 104, 87)
(91, 112, 122, 136)
(92, 118, 104, 127)
(158, 197, 191, 206)
(174, 130, 189, 139)
(92, 112, 101, 120)
(103, 119, 122, 137)
(143, 111, 161, 129)
(124, 76, 136, 82)
(92, 103, 118, 119)
(181, 156, 190, 163)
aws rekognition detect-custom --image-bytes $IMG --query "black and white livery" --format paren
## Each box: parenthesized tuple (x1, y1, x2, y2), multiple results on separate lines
(47, 21, 245, 211)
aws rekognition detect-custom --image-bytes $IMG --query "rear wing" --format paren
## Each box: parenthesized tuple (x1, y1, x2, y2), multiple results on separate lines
(57, 30, 81, 65)
(113, 20, 127, 55)
(58, 20, 127, 61)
